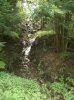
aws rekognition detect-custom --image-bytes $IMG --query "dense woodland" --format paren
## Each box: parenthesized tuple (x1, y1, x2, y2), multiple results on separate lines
(0, 0, 74, 100)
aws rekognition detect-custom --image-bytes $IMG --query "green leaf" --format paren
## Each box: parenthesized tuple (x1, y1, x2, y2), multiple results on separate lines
(0, 61, 5, 69)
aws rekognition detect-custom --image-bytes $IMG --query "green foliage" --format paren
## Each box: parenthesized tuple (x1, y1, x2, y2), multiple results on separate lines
(0, 0, 24, 69)
(0, 42, 6, 69)
(61, 51, 74, 58)
(33, 0, 74, 52)
(33, 0, 50, 19)
(67, 77, 74, 85)
(0, 72, 74, 100)
(0, 72, 46, 100)
(0, 0, 21, 38)
(50, 81, 74, 100)
(68, 15, 74, 38)
(0, 42, 6, 51)
(51, 82, 68, 94)
(42, 76, 74, 100)
(0, 61, 5, 69)
(8, 31, 19, 38)
(64, 91, 74, 100)
(35, 30, 55, 37)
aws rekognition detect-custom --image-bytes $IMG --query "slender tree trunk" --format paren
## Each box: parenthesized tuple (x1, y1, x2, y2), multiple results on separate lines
(54, 12, 72, 52)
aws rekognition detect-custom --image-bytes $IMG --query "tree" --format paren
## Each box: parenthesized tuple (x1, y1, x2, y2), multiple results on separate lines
(32, 0, 74, 52)
(0, 0, 23, 70)
(0, 0, 22, 38)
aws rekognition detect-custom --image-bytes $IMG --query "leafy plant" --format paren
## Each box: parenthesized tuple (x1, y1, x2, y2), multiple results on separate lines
(67, 77, 74, 86)
(51, 82, 68, 94)
(0, 61, 5, 69)
(41, 76, 74, 100)
(0, 72, 46, 100)
(0, 42, 6, 69)
(64, 91, 74, 100)
(61, 51, 74, 58)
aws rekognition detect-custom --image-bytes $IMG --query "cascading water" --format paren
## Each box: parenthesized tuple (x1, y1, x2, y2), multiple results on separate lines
(20, 34, 36, 76)
(17, 0, 38, 77)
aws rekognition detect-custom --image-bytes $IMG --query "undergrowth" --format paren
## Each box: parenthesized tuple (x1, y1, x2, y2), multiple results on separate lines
(0, 72, 46, 100)
(42, 76, 74, 100)
(0, 72, 74, 100)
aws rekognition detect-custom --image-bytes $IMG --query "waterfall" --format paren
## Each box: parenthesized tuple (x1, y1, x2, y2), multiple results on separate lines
(21, 34, 36, 68)
(22, 35, 36, 56)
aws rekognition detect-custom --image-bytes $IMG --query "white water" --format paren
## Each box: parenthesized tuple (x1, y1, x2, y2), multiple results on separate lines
(22, 37, 36, 56)
(21, 35, 36, 68)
